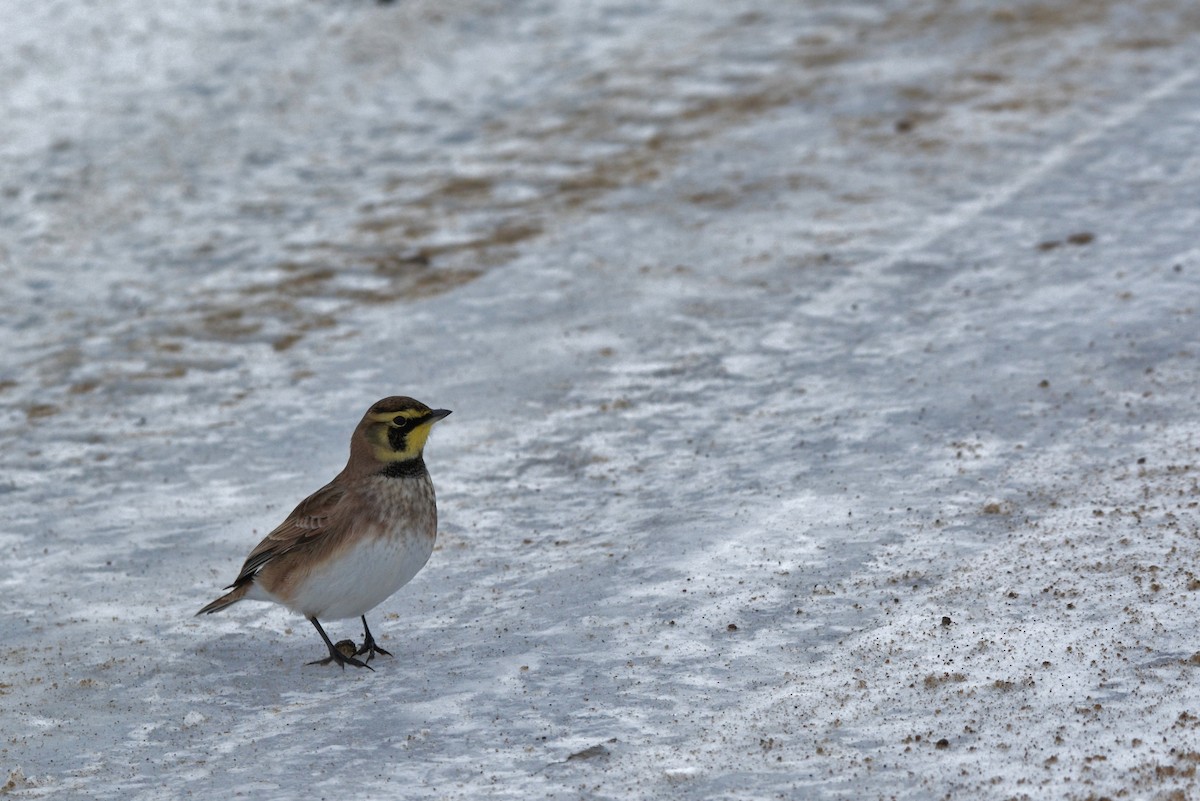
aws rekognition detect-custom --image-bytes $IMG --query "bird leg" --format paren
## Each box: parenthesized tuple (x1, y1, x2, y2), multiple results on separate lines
(306, 617, 373, 671)
(355, 615, 393, 663)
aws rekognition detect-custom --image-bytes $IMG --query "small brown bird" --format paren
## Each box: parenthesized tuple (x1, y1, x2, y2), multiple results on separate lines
(197, 396, 451, 670)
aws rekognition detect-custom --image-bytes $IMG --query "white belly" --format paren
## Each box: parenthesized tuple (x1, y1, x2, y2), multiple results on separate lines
(287, 530, 434, 620)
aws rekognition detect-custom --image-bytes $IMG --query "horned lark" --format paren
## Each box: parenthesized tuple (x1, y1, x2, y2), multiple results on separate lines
(197, 396, 450, 671)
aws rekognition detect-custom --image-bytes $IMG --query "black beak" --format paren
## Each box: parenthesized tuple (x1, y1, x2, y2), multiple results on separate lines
(428, 409, 452, 421)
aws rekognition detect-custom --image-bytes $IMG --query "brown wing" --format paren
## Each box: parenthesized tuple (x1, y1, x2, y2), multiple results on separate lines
(226, 481, 347, 589)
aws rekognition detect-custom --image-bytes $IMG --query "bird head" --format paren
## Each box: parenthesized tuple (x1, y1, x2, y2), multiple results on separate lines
(354, 396, 451, 468)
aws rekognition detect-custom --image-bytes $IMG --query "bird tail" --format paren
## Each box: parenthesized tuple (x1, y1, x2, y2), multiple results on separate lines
(196, 584, 250, 616)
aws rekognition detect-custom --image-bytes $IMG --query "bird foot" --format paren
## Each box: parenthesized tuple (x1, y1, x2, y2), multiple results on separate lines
(355, 637, 393, 664)
(308, 639, 373, 671)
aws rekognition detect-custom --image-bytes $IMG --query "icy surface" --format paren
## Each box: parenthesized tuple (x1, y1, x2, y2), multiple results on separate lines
(3, 1, 1200, 798)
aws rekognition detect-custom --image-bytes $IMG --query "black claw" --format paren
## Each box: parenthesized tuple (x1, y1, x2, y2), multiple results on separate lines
(306, 652, 373, 671)
(355, 616, 393, 664)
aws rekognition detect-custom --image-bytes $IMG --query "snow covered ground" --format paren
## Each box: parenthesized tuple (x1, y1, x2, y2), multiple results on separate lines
(3, 0, 1200, 798)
